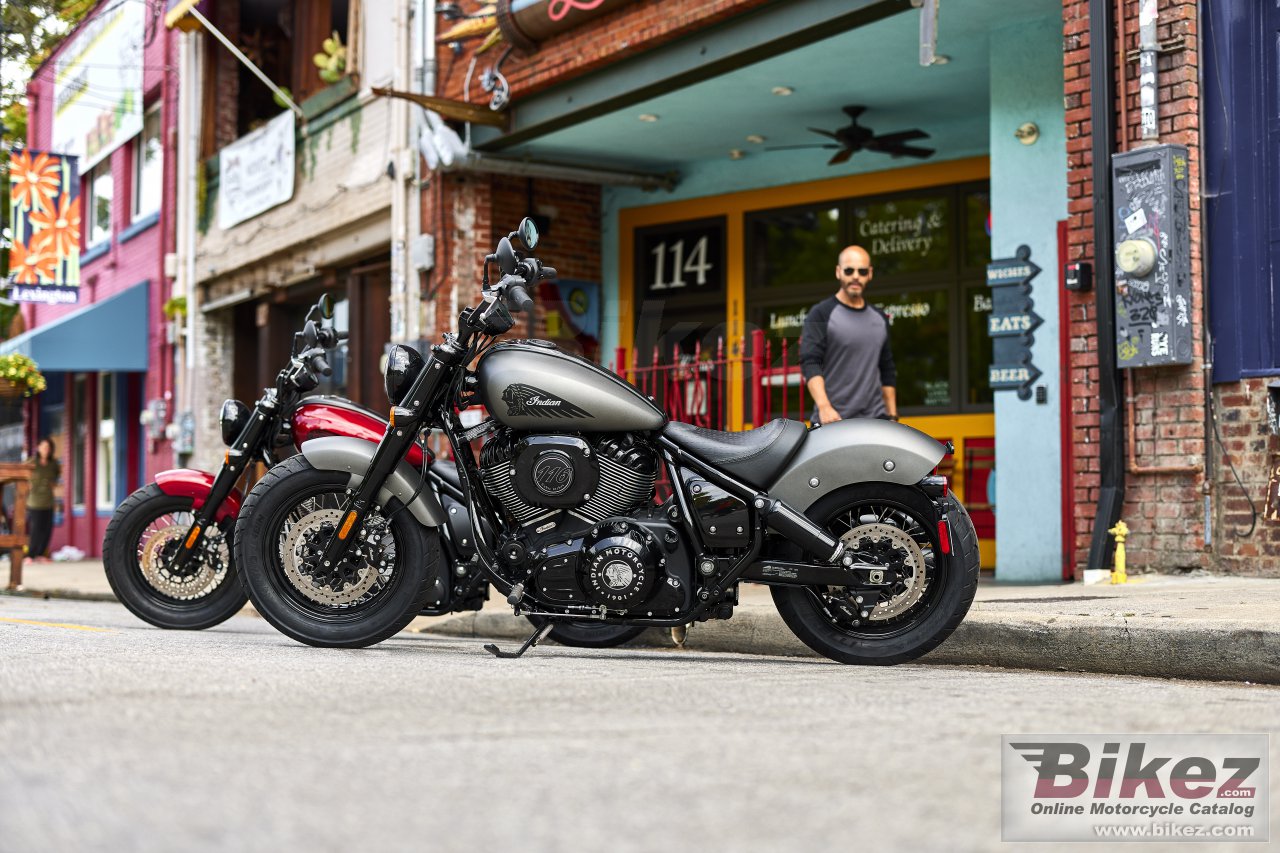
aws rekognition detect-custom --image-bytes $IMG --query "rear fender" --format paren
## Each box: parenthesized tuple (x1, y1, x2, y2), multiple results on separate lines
(300, 436, 445, 527)
(154, 469, 243, 523)
(767, 419, 946, 513)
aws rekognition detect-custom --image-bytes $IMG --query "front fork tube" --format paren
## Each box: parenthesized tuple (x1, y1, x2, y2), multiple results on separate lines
(171, 411, 277, 573)
(315, 355, 456, 570)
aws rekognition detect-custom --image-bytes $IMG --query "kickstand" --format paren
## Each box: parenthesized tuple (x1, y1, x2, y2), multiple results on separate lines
(484, 620, 556, 659)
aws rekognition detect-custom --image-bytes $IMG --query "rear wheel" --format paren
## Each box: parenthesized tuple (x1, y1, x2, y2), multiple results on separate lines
(771, 484, 979, 665)
(103, 484, 245, 630)
(234, 455, 440, 648)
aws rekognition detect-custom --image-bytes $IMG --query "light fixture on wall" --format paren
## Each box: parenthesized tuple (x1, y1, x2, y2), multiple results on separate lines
(1015, 122, 1040, 145)
(771, 86, 794, 96)
(638, 113, 659, 122)
(729, 149, 746, 160)
(746, 134, 766, 144)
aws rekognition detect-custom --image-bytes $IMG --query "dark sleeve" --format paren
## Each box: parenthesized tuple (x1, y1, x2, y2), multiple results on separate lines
(799, 300, 833, 382)
(873, 305, 896, 387)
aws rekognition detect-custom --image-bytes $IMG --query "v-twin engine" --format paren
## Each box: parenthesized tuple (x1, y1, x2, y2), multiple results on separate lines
(479, 430, 657, 530)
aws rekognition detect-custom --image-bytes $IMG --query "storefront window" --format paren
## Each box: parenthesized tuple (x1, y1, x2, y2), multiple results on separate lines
(96, 374, 116, 510)
(748, 206, 840, 288)
(963, 190, 992, 270)
(877, 288, 952, 410)
(964, 284, 995, 406)
(71, 375, 87, 509)
(851, 195, 951, 277)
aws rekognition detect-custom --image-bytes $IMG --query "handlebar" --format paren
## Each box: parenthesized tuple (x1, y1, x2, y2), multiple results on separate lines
(506, 283, 534, 315)
(308, 352, 332, 377)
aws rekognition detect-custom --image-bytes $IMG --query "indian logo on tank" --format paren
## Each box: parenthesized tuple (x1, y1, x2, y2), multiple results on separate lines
(501, 383, 591, 419)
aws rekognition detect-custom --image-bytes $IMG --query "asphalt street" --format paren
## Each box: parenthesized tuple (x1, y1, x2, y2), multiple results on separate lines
(1, 597, 1276, 853)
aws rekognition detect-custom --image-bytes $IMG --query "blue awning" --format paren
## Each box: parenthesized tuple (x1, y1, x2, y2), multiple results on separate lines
(0, 283, 149, 372)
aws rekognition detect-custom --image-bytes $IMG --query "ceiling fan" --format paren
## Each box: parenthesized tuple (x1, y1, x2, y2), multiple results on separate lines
(768, 105, 935, 165)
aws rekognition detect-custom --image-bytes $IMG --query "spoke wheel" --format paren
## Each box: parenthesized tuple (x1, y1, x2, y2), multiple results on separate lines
(104, 484, 246, 630)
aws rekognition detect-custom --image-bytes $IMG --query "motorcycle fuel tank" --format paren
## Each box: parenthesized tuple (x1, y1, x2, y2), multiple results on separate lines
(477, 341, 665, 432)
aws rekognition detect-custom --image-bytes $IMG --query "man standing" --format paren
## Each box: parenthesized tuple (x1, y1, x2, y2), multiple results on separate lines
(800, 245, 898, 424)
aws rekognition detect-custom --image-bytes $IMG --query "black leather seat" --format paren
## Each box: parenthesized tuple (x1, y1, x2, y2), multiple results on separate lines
(662, 418, 808, 489)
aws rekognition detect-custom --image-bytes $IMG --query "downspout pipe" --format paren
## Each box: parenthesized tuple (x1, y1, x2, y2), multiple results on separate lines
(1087, 0, 1125, 573)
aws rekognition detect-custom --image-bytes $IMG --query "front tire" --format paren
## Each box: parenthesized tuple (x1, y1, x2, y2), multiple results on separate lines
(772, 485, 979, 665)
(234, 455, 440, 648)
(103, 484, 245, 630)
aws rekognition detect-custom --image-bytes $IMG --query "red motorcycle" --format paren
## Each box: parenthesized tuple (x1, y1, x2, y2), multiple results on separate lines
(103, 295, 645, 647)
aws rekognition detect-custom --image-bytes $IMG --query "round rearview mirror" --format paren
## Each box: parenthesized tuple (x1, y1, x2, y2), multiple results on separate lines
(319, 294, 335, 319)
(384, 344, 425, 407)
(518, 217, 539, 250)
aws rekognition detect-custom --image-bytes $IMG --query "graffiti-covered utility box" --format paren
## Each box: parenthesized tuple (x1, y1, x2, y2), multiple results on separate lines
(1111, 144, 1193, 367)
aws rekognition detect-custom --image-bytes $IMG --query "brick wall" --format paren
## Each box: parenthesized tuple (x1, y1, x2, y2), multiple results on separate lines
(421, 172, 601, 347)
(1212, 379, 1280, 576)
(436, 0, 773, 103)
(1064, 0, 1210, 575)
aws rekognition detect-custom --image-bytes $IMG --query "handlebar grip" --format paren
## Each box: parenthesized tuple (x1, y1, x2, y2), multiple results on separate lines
(507, 283, 534, 315)
(538, 266, 557, 281)
(309, 353, 332, 377)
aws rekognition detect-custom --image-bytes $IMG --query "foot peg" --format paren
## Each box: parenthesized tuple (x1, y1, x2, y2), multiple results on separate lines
(484, 620, 555, 659)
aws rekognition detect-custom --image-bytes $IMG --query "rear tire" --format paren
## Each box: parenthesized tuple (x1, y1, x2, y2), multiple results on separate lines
(524, 616, 647, 648)
(771, 485, 979, 665)
(235, 455, 440, 648)
(103, 484, 246, 630)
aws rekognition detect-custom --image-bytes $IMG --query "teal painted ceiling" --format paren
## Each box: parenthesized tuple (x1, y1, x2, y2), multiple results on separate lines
(501, 0, 1058, 188)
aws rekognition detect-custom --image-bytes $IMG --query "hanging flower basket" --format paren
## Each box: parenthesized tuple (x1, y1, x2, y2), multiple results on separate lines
(0, 354, 47, 397)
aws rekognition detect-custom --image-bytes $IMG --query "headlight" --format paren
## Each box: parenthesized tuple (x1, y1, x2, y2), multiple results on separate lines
(384, 345, 425, 406)
(220, 399, 251, 446)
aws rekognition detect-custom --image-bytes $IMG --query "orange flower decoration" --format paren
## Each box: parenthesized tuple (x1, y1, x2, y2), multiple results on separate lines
(10, 150, 61, 214)
(29, 193, 82, 258)
(10, 240, 57, 285)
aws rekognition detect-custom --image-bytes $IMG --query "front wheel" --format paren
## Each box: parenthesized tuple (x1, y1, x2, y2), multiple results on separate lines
(771, 484, 979, 665)
(234, 455, 440, 648)
(103, 484, 246, 630)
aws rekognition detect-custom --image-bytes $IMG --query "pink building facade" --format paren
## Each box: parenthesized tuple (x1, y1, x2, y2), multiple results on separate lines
(9, 2, 182, 556)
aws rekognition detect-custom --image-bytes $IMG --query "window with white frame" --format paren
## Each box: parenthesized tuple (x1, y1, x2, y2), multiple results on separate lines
(96, 374, 116, 510)
(132, 105, 162, 221)
(87, 160, 113, 245)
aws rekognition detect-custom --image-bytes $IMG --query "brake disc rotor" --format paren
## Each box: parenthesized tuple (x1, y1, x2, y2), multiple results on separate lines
(139, 523, 222, 599)
(841, 521, 928, 620)
(280, 507, 392, 606)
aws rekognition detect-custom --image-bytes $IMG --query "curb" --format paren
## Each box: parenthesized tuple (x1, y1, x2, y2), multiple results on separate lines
(416, 607, 1280, 684)
(1, 588, 119, 603)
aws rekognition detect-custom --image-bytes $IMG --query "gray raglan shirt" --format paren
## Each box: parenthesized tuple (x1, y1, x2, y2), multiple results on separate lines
(799, 296, 896, 420)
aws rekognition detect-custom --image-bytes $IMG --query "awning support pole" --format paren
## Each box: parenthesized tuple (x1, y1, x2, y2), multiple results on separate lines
(187, 7, 305, 120)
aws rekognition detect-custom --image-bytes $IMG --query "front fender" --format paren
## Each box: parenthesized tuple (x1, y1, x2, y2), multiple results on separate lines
(300, 436, 445, 527)
(154, 469, 243, 523)
(768, 419, 946, 512)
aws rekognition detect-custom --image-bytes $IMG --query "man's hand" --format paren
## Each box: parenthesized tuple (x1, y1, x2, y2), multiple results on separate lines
(817, 403, 842, 425)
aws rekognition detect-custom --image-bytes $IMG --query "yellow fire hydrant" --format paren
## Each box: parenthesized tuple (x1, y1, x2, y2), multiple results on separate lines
(1108, 520, 1129, 584)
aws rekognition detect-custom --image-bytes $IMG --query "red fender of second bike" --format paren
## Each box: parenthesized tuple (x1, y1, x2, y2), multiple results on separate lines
(154, 469, 243, 523)
(291, 399, 430, 468)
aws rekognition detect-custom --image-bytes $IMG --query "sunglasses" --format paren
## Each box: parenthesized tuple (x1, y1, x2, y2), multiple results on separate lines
(842, 266, 872, 276)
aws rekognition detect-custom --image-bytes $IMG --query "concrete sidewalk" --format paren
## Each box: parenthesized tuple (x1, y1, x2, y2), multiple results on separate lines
(6, 556, 1278, 684)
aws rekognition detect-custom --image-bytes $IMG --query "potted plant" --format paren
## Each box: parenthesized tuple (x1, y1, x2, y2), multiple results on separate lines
(0, 353, 47, 397)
